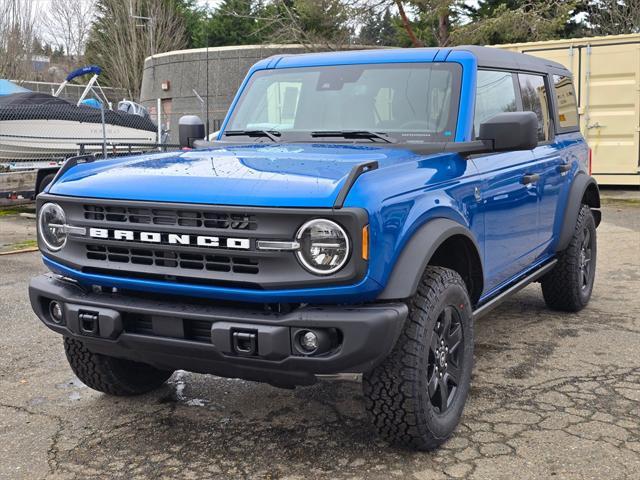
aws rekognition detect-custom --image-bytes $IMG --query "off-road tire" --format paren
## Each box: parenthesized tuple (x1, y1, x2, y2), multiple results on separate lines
(363, 266, 474, 450)
(37, 173, 56, 195)
(64, 337, 172, 396)
(541, 204, 597, 312)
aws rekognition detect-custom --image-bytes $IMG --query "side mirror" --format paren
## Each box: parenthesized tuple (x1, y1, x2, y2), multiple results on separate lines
(178, 115, 205, 148)
(478, 112, 538, 152)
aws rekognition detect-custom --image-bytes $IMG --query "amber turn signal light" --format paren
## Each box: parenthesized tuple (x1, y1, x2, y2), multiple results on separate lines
(362, 225, 369, 260)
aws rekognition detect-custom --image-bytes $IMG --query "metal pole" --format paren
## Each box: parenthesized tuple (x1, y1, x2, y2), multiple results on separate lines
(205, 34, 210, 139)
(157, 97, 162, 148)
(100, 103, 107, 159)
(584, 44, 592, 139)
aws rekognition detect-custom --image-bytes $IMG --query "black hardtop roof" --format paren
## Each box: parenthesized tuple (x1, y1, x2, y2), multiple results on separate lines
(452, 45, 571, 76)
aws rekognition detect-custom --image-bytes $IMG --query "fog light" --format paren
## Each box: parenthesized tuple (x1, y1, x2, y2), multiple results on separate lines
(49, 301, 64, 324)
(299, 330, 319, 352)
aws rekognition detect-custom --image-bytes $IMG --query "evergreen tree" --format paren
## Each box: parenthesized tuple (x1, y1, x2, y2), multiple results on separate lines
(379, 9, 399, 46)
(358, 8, 400, 46)
(200, 0, 264, 48)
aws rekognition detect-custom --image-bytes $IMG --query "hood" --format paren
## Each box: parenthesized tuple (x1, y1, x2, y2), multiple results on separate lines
(49, 144, 421, 207)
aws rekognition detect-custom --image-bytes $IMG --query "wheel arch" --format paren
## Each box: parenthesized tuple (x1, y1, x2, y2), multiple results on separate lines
(35, 167, 60, 195)
(377, 218, 484, 306)
(556, 173, 601, 253)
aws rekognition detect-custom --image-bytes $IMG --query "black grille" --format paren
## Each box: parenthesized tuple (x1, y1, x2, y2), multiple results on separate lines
(83, 204, 257, 230)
(86, 245, 259, 274)
(39, 194, 368, 290)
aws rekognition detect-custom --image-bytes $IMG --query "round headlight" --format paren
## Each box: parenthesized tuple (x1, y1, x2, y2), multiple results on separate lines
(38, 203, 67, 251)
(295, 219, 350, 275)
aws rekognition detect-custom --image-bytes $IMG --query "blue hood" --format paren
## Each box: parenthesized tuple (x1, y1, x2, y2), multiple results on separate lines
(49, 144, 421, 207)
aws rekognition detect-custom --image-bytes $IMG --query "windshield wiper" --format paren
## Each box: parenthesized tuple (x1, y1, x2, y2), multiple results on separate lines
(224, 129, 281, 142)
(310, 130, 395, 144)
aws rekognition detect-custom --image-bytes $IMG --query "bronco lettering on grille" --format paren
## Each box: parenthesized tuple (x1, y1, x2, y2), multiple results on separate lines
(88, 228, 251, 250)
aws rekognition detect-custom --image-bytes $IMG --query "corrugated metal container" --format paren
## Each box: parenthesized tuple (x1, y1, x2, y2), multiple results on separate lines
(496, 34, 640, 186)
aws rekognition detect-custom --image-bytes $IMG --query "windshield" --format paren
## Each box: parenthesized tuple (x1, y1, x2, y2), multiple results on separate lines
(225, 63, 461, 143)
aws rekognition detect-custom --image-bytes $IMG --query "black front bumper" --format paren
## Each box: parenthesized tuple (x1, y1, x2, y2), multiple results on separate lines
(29, 274, 407, 387)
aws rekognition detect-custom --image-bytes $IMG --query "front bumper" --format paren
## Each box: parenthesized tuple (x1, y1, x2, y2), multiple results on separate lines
(29, 274, 407, 387)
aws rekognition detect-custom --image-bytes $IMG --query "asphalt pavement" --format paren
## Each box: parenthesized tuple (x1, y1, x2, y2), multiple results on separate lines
(0, 203, 639, 480)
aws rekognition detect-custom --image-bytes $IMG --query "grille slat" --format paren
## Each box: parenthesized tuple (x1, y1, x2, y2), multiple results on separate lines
(85, 245, 259, 274)
(84, 204, 257, 231)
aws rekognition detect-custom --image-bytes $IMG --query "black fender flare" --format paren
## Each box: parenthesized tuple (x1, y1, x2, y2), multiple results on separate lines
(556, 173, 601, 252)
(377, 218, 482, 301)
(35, 167, 60, 195)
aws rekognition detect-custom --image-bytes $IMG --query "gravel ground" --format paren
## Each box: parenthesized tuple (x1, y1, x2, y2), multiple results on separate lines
(0, 204, 638, 480)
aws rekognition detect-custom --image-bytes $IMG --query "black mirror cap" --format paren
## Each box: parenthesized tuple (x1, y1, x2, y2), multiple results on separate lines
(478, 112, 538, 152)
(178, 115, 205, 148)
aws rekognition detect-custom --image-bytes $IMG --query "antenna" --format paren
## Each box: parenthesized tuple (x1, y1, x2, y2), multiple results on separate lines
(129, 0, 155, 56)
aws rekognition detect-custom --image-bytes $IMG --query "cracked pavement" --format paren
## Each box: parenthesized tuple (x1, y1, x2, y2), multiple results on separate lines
(0, 203, 638, 479)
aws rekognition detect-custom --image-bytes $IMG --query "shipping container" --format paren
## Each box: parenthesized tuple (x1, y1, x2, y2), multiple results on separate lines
(496, 34, 640, 186)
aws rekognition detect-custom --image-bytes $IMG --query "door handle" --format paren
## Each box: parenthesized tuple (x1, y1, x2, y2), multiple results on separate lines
(521, 173, 540, 185)
(557, 163, 571, 173)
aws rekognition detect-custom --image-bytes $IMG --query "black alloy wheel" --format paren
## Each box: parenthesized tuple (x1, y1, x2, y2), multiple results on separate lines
(428, 306, 464, 413)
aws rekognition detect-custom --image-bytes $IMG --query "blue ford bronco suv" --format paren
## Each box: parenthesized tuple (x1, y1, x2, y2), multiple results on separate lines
(30, 46, 600, 450)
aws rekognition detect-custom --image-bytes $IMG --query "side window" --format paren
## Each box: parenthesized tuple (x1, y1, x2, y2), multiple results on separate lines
(553, 75, 579, 130)
(474, 70, 517, 138)
(518, 74, 550, 141)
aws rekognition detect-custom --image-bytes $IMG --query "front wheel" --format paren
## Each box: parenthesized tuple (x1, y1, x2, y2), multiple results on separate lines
(64, 337, 172, 396)
(541, 204, 597, 312)
(363, 266, 474, 450)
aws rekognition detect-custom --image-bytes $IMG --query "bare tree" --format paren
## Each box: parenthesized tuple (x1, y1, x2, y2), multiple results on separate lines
(252, 0, 359, 50)
(452, 0, 577, 45)
(585, 0, 640, 35)
(85, 0, 188, 98)
(221, 0, 391, 51)
(0, 0, 38, 79)
(41, 0, 95, 61)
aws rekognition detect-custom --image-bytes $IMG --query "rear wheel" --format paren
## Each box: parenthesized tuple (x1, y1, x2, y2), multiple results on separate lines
(363, 267, 474, 450)
(541, 204, 597, 312)
(64, 337, 172, 396)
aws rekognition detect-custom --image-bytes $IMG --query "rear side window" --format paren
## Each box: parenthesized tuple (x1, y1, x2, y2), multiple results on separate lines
(518, 74, 550, 142)
(553, 75, 579, 131)
(474, 70, 517, 137)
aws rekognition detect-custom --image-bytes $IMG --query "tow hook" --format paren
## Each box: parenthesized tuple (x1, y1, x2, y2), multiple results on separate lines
(232, 330, 258, 356)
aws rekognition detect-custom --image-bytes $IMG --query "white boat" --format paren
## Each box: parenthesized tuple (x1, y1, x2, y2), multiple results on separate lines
(0, 66, 158, 162)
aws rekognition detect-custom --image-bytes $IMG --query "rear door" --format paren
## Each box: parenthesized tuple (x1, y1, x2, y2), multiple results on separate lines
(516, 73, 565, 250)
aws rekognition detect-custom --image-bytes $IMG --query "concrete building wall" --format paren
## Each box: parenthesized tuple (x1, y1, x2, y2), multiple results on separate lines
(140, 45, 308, 142)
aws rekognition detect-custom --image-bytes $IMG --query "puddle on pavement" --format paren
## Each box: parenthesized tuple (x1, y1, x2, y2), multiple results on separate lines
(56, 376, 87, 401)
(160, 370, 209, 407)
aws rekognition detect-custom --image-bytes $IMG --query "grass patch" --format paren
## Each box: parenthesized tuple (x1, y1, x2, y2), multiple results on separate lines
(0, 239, 38, 253)
(0, 240, 38, 255)
(600, 197, 640, 207)
(0, 205, 36, 216)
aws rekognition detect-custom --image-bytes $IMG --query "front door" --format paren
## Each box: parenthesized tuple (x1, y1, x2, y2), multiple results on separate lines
(476, 151, 542, 292)
(473, 70, 543, 292)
